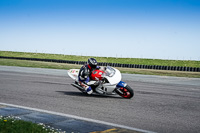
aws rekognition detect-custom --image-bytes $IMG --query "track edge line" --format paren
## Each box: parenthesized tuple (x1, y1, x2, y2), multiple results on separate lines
(0, 102, 156, 133)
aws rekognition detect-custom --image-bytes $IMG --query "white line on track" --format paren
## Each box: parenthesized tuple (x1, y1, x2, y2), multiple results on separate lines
(0, 102, 156, 133)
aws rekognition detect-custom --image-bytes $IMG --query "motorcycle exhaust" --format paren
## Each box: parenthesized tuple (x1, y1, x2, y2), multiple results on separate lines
(71, 83, 86, 92)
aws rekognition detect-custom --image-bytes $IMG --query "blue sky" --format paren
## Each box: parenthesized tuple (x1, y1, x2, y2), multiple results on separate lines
(0, 0, 200, 60)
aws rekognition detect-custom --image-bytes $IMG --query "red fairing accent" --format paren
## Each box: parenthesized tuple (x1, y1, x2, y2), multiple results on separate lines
(91, 70, 105, 80)
(88, 64, 92, 70)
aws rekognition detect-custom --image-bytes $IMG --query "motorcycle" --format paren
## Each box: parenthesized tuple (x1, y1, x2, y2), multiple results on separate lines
(67, 66, 134, 99)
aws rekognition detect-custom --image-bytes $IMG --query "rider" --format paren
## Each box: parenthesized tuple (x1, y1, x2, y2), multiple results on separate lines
(78, 58, 100, 94)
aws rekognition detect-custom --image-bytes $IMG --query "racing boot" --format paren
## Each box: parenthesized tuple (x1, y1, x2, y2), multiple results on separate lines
(85, 86, 93, 94)
(79, 81, 93, 94)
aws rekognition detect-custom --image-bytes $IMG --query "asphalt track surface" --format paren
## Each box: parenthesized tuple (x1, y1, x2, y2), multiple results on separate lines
(0, 66, 200, 133)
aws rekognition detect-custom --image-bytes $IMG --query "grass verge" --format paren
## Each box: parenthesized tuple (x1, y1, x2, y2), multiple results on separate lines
(1, 51, 200, 68)
(0, 116, 64, 133)
(1, 59, 200, 78)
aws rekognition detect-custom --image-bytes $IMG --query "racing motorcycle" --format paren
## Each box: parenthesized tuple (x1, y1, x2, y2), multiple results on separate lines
(67, 66, 134, 99)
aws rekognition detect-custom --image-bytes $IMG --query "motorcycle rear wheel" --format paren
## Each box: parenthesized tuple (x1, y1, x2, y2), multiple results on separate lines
(115, 85, 134, 99)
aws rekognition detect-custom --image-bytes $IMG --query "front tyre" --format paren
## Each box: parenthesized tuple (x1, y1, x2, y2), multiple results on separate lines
(115, 85, 134, 99)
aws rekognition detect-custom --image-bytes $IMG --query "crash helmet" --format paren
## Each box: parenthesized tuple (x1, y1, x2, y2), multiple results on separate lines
(88, 58, 98, 69)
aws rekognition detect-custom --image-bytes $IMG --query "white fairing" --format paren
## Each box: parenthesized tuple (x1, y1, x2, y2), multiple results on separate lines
(67, 69, 79, 81)
(104, 67, 121, 85)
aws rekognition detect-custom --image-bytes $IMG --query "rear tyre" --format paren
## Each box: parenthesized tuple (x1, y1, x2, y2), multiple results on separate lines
(115, 85, 134, 99)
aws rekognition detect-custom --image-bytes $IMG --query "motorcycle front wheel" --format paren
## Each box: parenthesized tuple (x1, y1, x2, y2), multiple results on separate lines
(115, 85, 134, 99)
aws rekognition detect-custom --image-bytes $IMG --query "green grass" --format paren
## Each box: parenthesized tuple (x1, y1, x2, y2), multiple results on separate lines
(1, 51, 200, 67)
(1, 58, 200, 78)
(0, 116, 62, 133)
(0, 58, 81, 70)
(0, 51, 200, 78)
